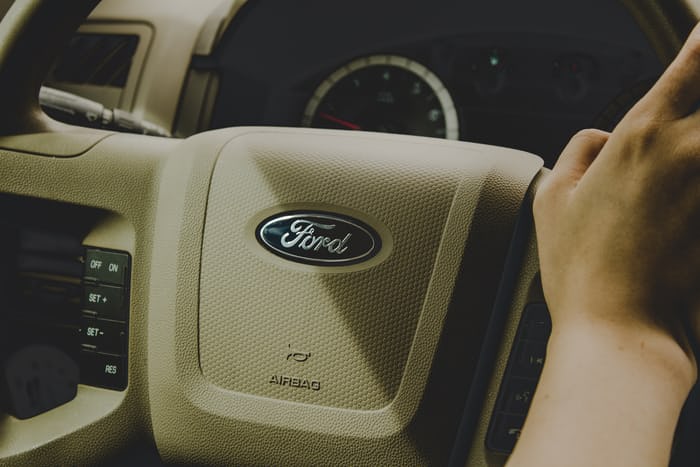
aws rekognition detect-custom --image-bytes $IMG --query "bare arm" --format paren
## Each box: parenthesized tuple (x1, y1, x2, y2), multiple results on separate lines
(508, 22, 700, 467)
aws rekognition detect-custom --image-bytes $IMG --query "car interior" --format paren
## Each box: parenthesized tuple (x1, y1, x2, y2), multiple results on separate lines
(0, 0, 699, 465)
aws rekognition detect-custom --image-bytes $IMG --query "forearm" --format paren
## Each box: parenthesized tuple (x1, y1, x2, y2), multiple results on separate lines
(507, 320, 695, 467)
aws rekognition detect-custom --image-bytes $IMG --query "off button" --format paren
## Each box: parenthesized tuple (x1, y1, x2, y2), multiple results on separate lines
(84, 249, 129, 286)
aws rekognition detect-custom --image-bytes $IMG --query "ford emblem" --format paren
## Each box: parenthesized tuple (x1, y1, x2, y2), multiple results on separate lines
(256, 211, 382, 266)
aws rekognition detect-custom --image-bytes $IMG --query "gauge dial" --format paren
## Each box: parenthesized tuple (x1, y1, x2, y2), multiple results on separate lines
(302, 55, 459, 140)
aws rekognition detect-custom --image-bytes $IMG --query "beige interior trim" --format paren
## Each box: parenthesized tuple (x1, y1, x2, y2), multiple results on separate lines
(86, 0, 237, 131)
(0, 129, 112, 157)
(687, 0, 700, 14)
(0, 134, 179, 465)
(193, 0, 246, 56)
(0, 0, 12, 21)
(620, 0, 697, 64)
(0, 0, 98, 135)
(56, 22, 154, 112)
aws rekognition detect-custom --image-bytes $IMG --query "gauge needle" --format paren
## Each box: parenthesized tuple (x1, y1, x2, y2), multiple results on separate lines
(318, 112, 362, 130)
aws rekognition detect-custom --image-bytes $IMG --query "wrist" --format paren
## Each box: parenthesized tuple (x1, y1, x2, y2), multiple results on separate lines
(548, 317, 697, 394)
(509, 319, 695, 467)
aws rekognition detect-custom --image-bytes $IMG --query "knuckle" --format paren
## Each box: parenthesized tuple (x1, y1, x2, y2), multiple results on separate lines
(671, 131, 700, 169)
(632, 115, 662, 137)
(572, 128, 606, 144)
(673, 147, 700, 175)
(624, 115, 663, 152)
(683, 32, 700, 62)
(533, 175, 554, 217)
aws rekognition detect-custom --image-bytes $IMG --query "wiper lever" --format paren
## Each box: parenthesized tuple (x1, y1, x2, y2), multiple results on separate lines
(39, 86, 171, 137)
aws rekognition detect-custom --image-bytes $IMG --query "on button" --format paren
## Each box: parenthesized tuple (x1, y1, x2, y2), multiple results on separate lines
(84, 249, 129, 286)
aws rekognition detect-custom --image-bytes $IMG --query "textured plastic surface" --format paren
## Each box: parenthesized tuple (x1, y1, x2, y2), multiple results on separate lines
(199, 133, 476, 410)
(145, 127, 542, 466)
(0, 134, 175, 466)
(87, 0, 238, 130)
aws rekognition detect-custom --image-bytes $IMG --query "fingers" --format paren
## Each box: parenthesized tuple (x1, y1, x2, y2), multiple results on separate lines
(534, 129, 608, 216)
(634, 22, 700, 119)
(551, 129, 609, 188)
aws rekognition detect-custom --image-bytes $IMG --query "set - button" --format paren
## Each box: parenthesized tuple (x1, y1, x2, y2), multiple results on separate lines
(79, 247, 130, 391)
(487, 302, 551, 454)
(78, 315, 126, 354)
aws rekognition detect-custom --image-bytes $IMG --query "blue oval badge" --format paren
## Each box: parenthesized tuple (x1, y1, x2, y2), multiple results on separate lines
(256, 211, 381, 266)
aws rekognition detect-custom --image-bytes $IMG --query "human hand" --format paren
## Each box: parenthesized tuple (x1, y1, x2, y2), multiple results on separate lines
(506, 26, 700, 467)
(533, 24, 700, 382)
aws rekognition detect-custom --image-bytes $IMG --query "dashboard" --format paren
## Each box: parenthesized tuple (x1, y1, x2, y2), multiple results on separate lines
(200, 0, 663, 167)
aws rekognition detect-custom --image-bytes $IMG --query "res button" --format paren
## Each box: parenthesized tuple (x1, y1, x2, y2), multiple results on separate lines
(79, 350, 127, 390)
(84, 249, 129, 286)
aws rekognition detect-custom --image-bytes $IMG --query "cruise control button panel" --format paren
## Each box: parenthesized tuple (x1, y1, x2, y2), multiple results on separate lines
(0, 212, 134, 421)
(486, 302, 551, 454)
(80, 247, 130, 391)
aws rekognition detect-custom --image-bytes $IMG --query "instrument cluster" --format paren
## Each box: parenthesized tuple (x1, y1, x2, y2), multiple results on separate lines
(204, 0, 663, 166)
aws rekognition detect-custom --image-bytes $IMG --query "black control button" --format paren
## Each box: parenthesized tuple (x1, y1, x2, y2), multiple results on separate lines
(82, 284, 126, 321)
(84, 249, 129, 286)
(522, 303, 551, 341)
(78, 315, 126, 355)
(489, 413, 525, 453)
(79, 350, 127, 390)
(513, 341, 546, 377)
(504, 378, 537, 414)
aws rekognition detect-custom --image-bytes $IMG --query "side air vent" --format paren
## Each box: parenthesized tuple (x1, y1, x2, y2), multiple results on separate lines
(48, 34, 139, 88)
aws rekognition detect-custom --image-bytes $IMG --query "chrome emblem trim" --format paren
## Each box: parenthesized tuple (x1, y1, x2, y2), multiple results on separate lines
(256, 211, 381, 266)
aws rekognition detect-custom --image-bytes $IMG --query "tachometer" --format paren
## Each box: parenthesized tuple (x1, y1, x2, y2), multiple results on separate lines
(302, 55, 459, 139)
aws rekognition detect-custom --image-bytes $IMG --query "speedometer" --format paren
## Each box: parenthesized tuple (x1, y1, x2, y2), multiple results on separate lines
(302, 55, 459, 140)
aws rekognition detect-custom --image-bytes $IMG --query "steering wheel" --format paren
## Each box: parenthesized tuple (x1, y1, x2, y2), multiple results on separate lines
(0, 1, 694, 466)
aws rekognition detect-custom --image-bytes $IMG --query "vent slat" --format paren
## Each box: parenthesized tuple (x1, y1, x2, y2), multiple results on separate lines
(48, 34, 140, 88)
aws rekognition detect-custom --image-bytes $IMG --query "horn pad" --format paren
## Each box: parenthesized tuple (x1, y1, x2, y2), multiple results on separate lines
(200, 133, 476, 410)
(154, 128, 542, 465)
